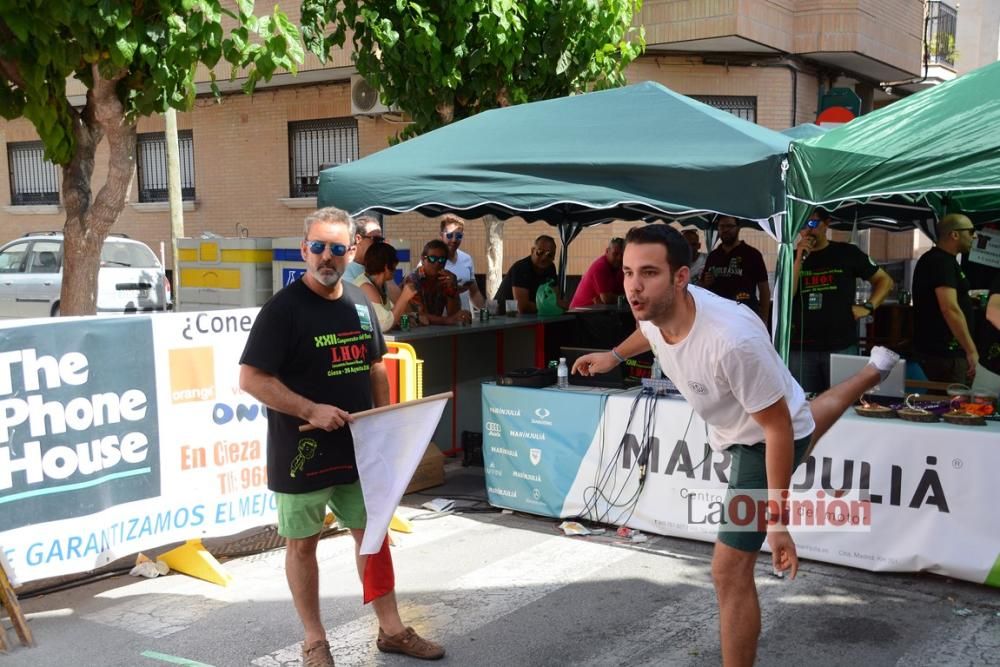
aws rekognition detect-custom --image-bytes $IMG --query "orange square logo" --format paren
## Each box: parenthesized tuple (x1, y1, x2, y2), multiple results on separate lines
(169, 346, 216, 403)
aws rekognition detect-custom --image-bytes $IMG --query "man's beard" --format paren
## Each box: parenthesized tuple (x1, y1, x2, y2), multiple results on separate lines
(311, 264, 343, 287)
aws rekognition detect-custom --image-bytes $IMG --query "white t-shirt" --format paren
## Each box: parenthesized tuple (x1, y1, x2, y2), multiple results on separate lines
(445, 249, 476, 311)
(638, 286, 814, 451)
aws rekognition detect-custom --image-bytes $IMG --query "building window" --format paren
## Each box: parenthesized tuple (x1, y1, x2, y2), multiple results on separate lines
(691, 95, 758, 123)
(288, 118, 359, 198)
(7, 141, 60, 206)
(928, 1, 958, 67)
(136, 130, 196, 203)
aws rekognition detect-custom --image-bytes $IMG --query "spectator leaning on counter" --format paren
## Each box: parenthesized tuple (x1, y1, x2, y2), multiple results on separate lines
(701, 216, 771, 322)
(494, 234, 567, 314)
(789, 209, 894, 393)
(912, 214, 978, 383)
(403, 239, 472, 326)
(354, 242, 418, 332)
(569, 237, 625, 308)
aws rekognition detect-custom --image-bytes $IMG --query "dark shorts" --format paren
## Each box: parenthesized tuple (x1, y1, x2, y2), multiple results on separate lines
(717, 434, 813, 552)
(275, 481, 367, 539)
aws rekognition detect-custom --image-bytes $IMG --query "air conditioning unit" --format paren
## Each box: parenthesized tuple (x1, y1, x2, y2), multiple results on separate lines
(351, 75, 395, 116)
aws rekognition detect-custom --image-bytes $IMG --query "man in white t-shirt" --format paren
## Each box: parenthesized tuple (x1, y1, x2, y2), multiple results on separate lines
(572, 224, 898, 667)
(438, 214, 485, 311)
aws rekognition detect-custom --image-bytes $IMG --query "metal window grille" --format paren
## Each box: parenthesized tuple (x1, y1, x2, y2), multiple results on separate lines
(928, 1, 957, 67)
(691, 95, 758, 123)
(7, 141, 60, 205)
(136, 130, 196, 202)
(288, 118, 359, 198)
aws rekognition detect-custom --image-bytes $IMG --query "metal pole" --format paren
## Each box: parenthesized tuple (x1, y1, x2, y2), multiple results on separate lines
(165, 108, 184, 310)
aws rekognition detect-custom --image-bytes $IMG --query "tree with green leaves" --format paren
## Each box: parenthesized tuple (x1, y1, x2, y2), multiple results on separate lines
(0, 0, 309, 315)
(300, 0, 645, 296)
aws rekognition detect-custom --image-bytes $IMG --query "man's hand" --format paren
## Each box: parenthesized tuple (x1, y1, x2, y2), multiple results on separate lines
(767, 525, 799, 579)
(572, 351, 619, 376)
(400, 282, 417, 301)
(966, 350, 979, 379)
(446, 309, 472, 325)
(851, 305, 871, 321)
(795, 235, 816, 258)
(306, 404, 353, 431)
(700, 270, 715, 288)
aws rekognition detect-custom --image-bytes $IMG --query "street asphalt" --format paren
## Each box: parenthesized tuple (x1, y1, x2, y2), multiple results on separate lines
(4, 464, 999, 666)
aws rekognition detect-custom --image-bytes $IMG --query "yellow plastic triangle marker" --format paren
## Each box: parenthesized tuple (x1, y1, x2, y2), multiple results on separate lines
(159, 539, 233, 587)
(389, 512, 413, 534)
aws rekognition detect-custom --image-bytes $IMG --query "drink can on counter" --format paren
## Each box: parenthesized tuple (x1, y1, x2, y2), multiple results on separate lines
(400, 314, 410, 331)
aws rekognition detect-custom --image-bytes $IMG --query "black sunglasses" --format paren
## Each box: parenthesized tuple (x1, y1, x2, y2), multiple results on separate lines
(424, 254, 448, 265)
(306, 241, 351, 256)
(444, 231, 464, 241)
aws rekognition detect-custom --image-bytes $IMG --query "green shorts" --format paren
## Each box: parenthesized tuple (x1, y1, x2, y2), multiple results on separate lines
(717, 434, 813, 553)
(276, 481, 367, 539)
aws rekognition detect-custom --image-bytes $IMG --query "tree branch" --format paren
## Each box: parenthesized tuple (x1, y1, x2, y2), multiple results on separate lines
(84, 64, 136, 237)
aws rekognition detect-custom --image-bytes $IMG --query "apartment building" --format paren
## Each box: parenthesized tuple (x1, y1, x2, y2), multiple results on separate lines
(1, 1, 993, 279)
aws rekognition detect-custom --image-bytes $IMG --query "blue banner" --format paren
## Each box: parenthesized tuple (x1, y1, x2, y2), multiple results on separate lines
(481, 383, 604, 515)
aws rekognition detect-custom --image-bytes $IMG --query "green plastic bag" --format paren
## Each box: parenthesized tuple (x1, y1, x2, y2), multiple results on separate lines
(536, 280, 564, 316)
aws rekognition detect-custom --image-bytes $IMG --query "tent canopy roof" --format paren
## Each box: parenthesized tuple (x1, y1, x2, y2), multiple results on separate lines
(318, 81, 791, 226)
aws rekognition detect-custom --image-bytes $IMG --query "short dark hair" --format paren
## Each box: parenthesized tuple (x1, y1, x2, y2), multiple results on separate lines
(811, 208, 831, 222)
(625, 224, 692, 271)
(534, 234, 556, 247)
(364, 242, 398, 274)
(422, 239, 449, 256)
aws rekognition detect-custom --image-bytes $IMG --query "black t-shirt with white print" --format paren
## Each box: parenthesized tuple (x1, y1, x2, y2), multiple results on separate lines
(240, 279, 388, 493)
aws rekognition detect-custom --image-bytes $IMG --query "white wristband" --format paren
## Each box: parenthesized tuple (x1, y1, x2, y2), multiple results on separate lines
(610, 347, 626, 364)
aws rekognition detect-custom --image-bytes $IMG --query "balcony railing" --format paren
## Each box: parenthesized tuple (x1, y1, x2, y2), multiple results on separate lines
(927, 1, 957, 67)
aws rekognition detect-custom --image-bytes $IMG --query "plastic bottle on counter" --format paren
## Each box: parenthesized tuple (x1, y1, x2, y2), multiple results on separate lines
(557, 357, 569, 389)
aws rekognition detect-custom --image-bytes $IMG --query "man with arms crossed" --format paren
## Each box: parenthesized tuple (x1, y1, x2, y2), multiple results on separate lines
(573, 225, 897, 667)
(240, 207, 444, 666)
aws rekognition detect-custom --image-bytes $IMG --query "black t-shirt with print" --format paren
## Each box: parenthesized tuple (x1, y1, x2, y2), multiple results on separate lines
(912, 246, 974, 357)
(790, 241, 879, 351)
(240, 279, 388, 493)
(494, 256, 557, 309)
(981, 272, 1000, 375)
(702, 241, 768, 310)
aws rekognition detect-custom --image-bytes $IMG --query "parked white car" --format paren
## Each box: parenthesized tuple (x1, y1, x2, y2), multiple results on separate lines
(0, 232, 172, 318)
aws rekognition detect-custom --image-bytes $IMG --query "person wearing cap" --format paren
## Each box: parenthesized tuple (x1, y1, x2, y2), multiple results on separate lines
(789, 208, 894, 393)
(701, 216, 771, 322)
(569, 237, 625, 308)
(681, 226, 707, 285)
(912, 213, 979, 383)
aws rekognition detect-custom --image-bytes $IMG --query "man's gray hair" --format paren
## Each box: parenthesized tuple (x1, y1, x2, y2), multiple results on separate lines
(304, 207, 356, 239)
(354, 214, 382, 236)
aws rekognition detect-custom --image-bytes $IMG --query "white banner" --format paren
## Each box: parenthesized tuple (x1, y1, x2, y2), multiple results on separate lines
(559, 392, 1000, 585)
(969, 227, 1000, 269)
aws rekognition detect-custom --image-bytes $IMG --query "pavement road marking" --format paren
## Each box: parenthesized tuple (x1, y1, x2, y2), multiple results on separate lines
(141, 650, 216, 666)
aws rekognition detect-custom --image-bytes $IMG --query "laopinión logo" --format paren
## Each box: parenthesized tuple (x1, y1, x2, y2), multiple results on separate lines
(683, 487, 872, 534)
(0, 319, 161, 532)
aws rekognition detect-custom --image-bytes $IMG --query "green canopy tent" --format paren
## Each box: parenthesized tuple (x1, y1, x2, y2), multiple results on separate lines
(318, 81, 792, 292)
(778, 59, 1000, 360)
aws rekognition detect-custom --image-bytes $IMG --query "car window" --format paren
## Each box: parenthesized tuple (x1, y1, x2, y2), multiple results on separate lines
(101, 240, 160, 268)
(0, 242, 31, 273)
(27, 241, 62, 273)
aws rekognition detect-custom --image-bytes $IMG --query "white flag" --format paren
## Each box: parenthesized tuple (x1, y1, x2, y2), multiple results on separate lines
(350, 393, 451, 555)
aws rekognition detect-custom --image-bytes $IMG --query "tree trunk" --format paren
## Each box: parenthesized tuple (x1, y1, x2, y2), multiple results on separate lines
(483, 215, 505, 300)
(59, 65, 136, 316)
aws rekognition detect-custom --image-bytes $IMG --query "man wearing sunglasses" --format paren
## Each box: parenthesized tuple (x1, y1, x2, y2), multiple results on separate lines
(569, 237, 625, 308)
(403, 239, 471, 325)
(439, 214, 485, 310)
(240, 208, 445, 665)
(494, 235, 565, 314)
(912, 213, 979, 383)
(789, 209, 894, 393)
(342, 215, 386, 284)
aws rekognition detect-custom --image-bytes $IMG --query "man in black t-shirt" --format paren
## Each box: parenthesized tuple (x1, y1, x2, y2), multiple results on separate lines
(240, 207, 444, 665)
(912, 213, 979, 384)
(972, 272, 1000, 395)
(494, 234, 563, 314)
(701, 216, 771, 322)
(789, 209, 894, 393)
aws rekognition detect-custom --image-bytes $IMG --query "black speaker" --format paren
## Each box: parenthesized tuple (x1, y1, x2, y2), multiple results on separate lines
(461, 431, 484, 467)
